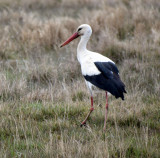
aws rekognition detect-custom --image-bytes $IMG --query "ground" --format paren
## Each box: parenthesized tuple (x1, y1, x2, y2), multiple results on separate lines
(0, 0, 160, 157)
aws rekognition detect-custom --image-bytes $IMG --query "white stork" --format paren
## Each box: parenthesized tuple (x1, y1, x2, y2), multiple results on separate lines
(60, 24, 126, 130)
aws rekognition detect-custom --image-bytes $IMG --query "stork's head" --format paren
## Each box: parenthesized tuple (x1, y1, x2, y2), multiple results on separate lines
(60, 24, 92, 47)
(76, 24, 92, 37)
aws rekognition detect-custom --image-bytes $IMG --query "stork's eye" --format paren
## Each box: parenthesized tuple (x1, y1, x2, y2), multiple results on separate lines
(78, 28, 82, 32)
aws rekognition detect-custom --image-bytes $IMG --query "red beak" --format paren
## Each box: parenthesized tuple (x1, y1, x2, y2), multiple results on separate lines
(60, 32, 79, 48)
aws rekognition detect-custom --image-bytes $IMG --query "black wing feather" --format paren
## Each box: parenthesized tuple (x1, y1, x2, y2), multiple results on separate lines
(94, 62, 119, 78)
(84, 61, 126, 100)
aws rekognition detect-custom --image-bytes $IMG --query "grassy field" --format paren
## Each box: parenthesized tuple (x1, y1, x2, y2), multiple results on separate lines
(0, 0, 160, 157)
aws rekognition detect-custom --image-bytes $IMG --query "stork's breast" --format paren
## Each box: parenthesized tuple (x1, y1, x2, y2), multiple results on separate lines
(81, 59, 101, 76)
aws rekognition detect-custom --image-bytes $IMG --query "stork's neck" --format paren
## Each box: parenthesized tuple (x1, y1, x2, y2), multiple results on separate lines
(77, 35, 90, 63)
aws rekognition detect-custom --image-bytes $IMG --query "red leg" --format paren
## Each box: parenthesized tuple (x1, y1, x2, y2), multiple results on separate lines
(104, 92, 108, 131)
(81, 96, 94, 126)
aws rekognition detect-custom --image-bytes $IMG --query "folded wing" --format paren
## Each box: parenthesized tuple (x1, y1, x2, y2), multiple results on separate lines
(84, 61, 126, 100)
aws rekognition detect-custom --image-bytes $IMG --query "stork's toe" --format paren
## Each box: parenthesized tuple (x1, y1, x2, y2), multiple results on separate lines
(80, 122, 86, 127)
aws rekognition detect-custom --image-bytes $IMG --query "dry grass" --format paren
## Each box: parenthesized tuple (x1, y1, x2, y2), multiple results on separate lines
(0, 0, 160, 157)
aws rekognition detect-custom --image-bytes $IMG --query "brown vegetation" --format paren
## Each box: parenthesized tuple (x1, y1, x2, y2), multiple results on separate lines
(0, 0, 159, 157)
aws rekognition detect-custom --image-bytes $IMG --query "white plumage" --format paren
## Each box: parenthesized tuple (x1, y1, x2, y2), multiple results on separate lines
(80, 51, 114, 76)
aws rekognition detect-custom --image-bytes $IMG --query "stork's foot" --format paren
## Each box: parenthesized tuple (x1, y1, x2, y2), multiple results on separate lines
(80, 122, 86, 127)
